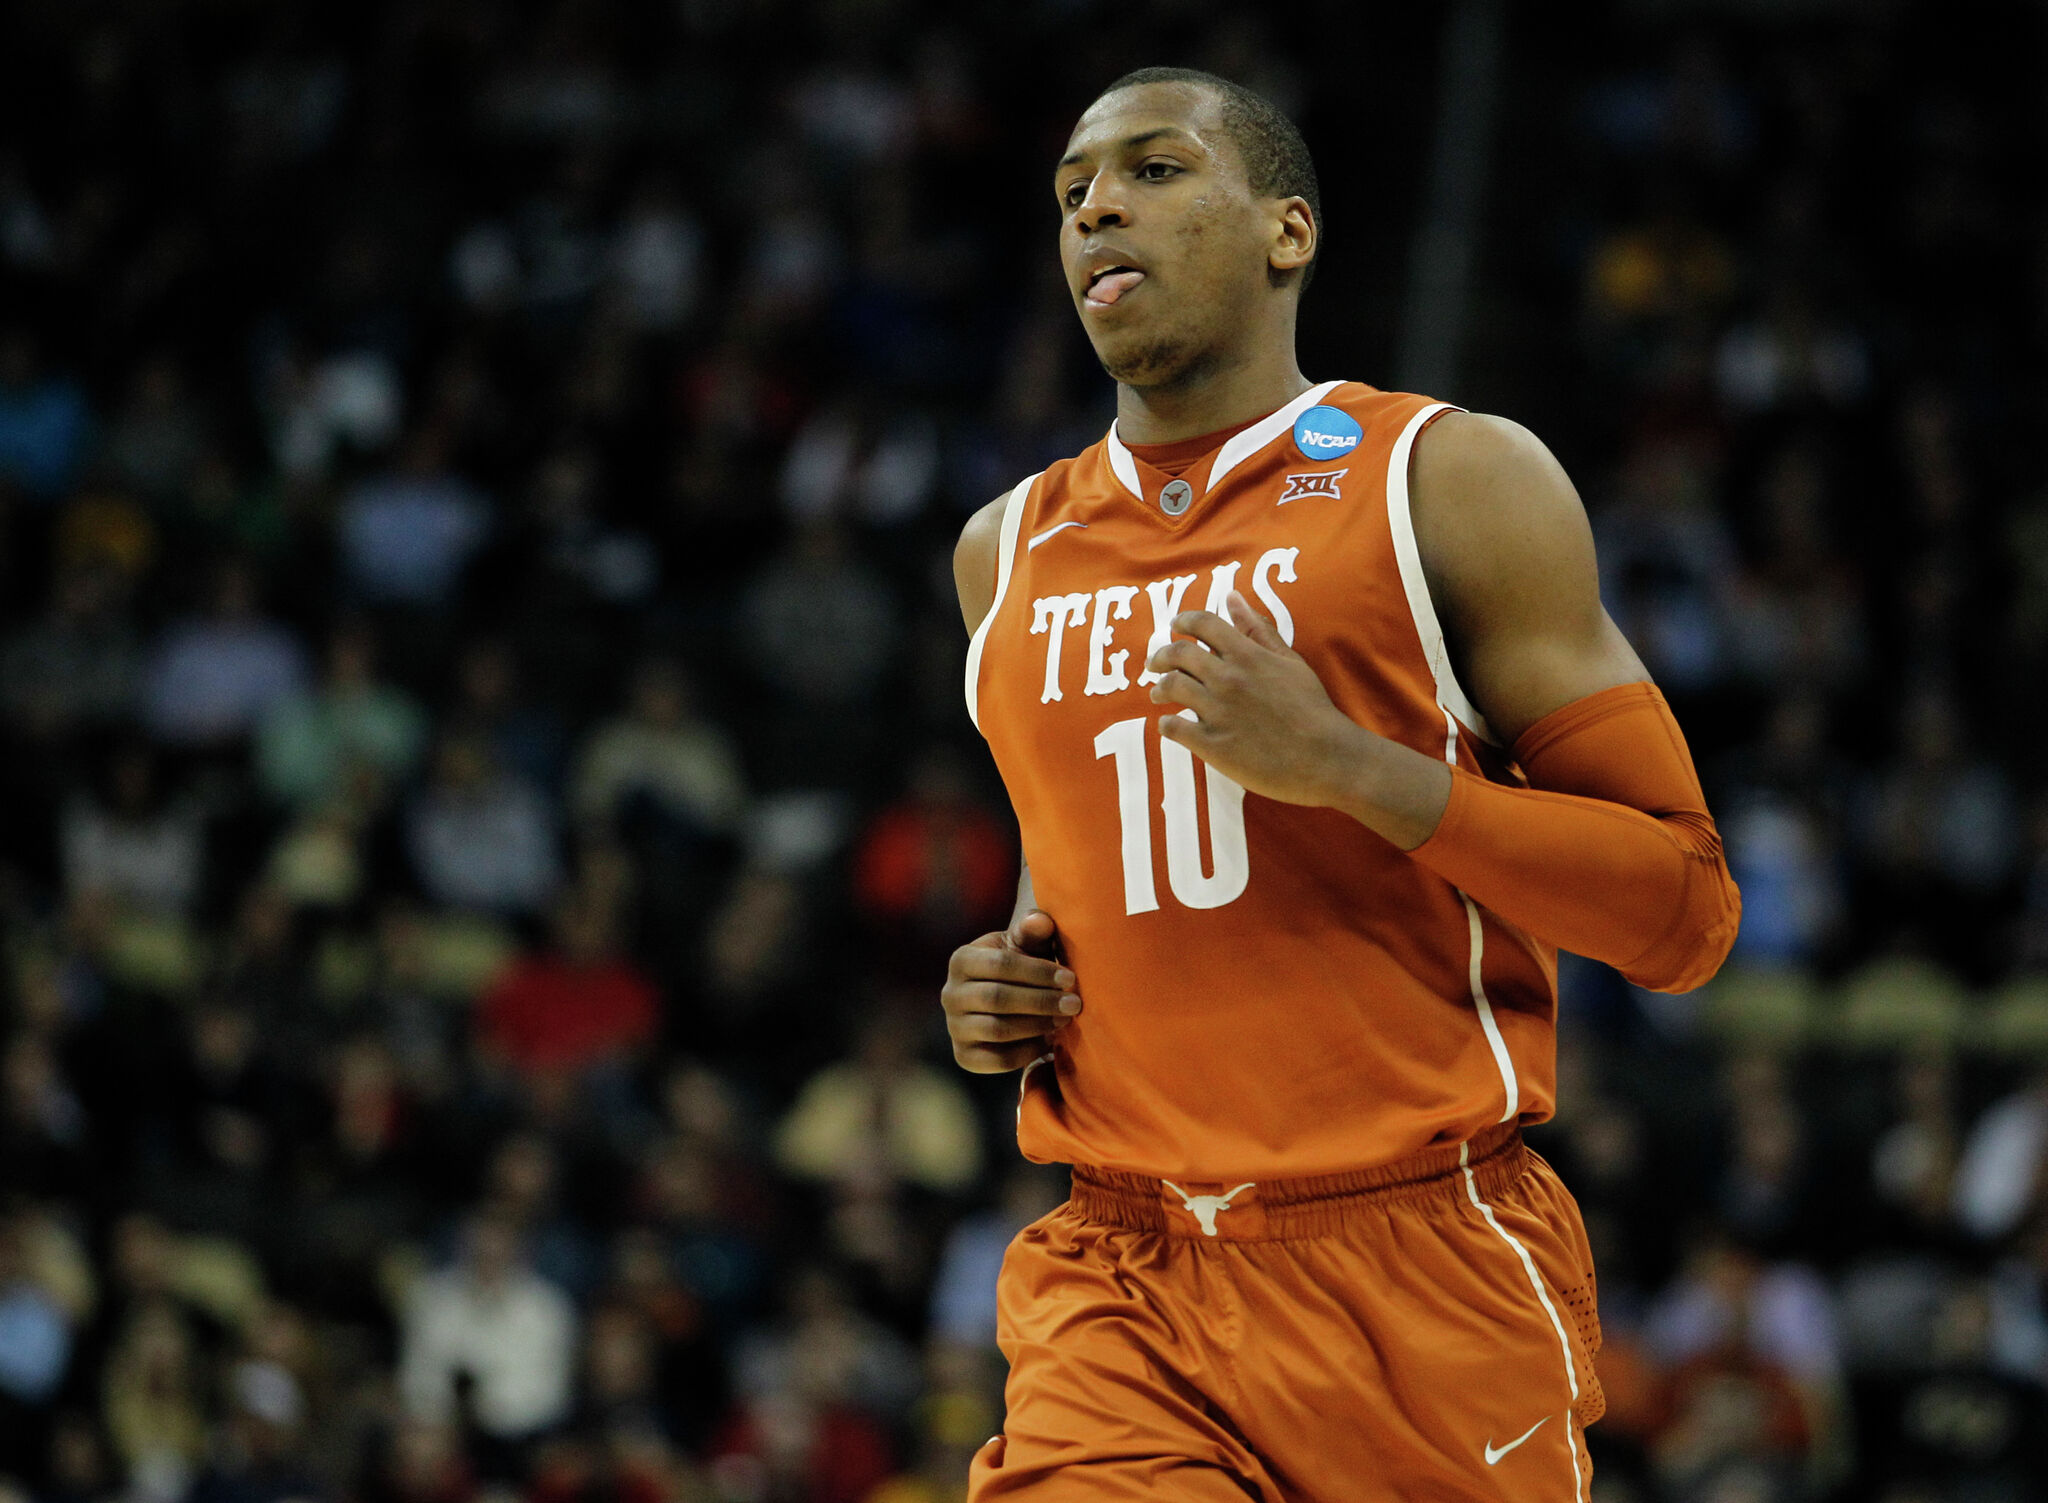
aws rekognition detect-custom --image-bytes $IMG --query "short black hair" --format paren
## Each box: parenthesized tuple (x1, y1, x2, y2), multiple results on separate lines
(1096, 66, 1320, 289)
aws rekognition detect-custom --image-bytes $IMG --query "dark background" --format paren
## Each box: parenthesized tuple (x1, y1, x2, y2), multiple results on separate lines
(0, 2, 2045, 1501)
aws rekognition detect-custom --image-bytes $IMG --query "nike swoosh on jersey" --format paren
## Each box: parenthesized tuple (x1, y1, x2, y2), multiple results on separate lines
(1483, 1416, 1549, 1465)
(1027, 521, 1088, 550)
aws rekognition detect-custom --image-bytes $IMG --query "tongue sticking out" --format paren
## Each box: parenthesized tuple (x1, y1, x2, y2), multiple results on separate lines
(1088, 270, 1145, 306)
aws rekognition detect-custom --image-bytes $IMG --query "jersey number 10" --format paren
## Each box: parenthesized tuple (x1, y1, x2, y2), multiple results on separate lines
(1093, 713, 1249, 914)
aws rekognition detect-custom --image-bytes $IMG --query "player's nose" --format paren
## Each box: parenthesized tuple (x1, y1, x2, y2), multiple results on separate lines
(1072, 173, 1130, 236)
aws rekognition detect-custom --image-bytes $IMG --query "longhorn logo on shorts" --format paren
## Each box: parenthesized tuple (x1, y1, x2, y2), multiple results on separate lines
(1292, 404, 1362, 462)
(1162, 1180, 1257, 1236)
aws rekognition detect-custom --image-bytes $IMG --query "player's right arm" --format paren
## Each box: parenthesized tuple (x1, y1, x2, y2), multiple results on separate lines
(941, 498, 1083, 1073)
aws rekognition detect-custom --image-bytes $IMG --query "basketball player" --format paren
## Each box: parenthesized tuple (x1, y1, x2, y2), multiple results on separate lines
(941, 67, 1739, 1501)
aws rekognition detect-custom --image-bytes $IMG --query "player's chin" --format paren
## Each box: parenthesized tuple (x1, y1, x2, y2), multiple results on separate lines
(1093, 330, 1201, 388)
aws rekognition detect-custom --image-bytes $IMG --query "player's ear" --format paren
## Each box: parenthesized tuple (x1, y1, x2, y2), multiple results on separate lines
(1269, 197, 1316, 280)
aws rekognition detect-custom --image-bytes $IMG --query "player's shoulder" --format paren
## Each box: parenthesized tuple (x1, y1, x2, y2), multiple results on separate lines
(1405, 409, 1594, 613)
(953, 446, 1096, 567)
(952, 452, 1087, 630)
(1409, 409, 1563, 486)
(1321, 380, 1457, 435)
(1408, 409, 1586, 554)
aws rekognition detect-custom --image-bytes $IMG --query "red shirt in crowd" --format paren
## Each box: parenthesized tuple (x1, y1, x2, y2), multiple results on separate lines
(480, 953, 660, 1075)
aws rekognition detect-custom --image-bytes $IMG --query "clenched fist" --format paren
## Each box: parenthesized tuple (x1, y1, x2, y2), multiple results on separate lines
(1146, 589, 1452, 852)
(940, 908, 1081, 1072)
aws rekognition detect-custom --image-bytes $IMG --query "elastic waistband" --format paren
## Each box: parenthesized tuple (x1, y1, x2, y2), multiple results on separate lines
(1067, 1121, 1525, 1242)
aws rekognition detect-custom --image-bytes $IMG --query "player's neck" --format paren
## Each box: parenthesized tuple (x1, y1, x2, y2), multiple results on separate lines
(1113, 342, 1312, 446)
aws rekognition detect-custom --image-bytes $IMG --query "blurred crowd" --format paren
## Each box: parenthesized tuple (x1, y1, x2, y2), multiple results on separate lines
(0, 3, 2042, 1503)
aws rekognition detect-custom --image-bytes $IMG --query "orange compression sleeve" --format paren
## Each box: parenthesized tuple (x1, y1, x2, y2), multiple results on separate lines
(1408, 681, 1741, 992)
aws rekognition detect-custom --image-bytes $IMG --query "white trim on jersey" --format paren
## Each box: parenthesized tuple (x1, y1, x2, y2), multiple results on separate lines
(1459, 1140, 1588, 1502)
(1207, 379, 1345, 490)
(1442, 709, 1519, 1124)
(1463, 894, 1521, 1124)
(1103, 425, 1142, 501)
(964, 472, 1042, 732)
(1384, 402, 1499, 746)
(1101, 378, 1347, 502)
(1017, 1051, 1055, 1126)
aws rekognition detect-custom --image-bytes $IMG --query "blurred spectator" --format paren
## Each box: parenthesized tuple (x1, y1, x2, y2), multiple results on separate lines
(0, 328, 91, 500)
(603, 1221, 734, 1450)
(1594, 430, 1737, 695)
(1584, 193, 1735, 332)
(101, 1298, 210, 1503)
(41, 1409, 120, 1503)
(448, 637, 567, 795)
(1716, 699, 1848, 967)
(477, 893, 658, 1084)
(398, 1213, 577, 1454)
(1869, 1051, 1961, 1239)
(774, 1011, 981, 1196)
(1953, 1072, 2048, 1243)
(0, 1209, 73, 1470)
(60, 739, 205, 917)
(1859, 687, 2023, 959)
(1723, 442, 1868, 696)
(928, 1164, 1068, 1353)
(1, 1034, 89, 1200)
(268, 348, 402, 483)
(779, 398, 940, 526)
(634, 1132, 768, 1334)
(731, 1262, 918, 1431)
(336, 427, 491, 607)
(471, 1131, 603, 1304)
(1713, 286, 1871, 415)
(188, 1358, 319, 1503)
(153, 1001, 283, 1239)
(1646, 1231, 1847, 1492)
(573, 1300, 667, 1439)
(255, 622, 427, 811)
(406, 732, 561, 915)
(518, 444, 658, 613)
(0, 564, 142, 743)
(360, 1417, 476, 1503)
(1851, 1281, 2048, 1502)
(1991, 1217, 2048, 1387)
(2020, 795, 2048, 968)
(570, 656, 746, 839)
(141, 561, 309, 748)
(290, 1035, 427, 1326)
(608, 175, 706, 335)
(104, 354, 210, 503)
(707, 1386, 893, 1503)
(739, 520, 899, 710)
(852, 744, 1014, 983)
(1715, 1054, 1818, 1254)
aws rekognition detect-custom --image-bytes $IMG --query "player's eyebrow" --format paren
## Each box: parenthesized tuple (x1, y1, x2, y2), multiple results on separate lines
(1057, 127, 1196, 169)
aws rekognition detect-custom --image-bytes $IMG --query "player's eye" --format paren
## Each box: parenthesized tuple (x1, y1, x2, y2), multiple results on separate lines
(1138, 160, 1181, 181)
(1062, 178, 1089, 208)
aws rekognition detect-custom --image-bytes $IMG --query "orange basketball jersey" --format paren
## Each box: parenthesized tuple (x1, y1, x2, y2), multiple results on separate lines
(967, 382, 1559, 1181)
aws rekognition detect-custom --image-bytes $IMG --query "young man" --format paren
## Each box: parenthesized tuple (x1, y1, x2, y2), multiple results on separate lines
(942, 67, 1739, 1501)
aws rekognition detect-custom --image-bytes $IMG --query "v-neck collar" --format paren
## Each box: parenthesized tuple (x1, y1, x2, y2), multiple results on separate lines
(1103, 379, 1347, 506)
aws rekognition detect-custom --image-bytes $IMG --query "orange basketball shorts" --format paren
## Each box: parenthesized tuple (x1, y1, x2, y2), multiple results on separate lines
(967, 1124, 1603, 1502)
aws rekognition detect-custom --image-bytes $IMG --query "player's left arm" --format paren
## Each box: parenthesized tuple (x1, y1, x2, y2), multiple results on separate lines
(1143, 412, 1739, 993)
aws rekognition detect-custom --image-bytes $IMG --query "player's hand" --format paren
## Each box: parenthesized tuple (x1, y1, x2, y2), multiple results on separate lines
(1145, 592, 1454, 849)
(1144, 590, 1371, 807)
(941, 908, 1080, 1073)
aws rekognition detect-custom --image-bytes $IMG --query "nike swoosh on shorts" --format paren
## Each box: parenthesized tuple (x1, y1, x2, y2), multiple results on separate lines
(1483, 1415, 1549, 1465)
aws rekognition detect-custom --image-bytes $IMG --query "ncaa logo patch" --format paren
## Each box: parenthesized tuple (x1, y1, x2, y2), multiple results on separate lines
(1293, 404, 1362, 461)
(1278, 469, 1346, 504)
